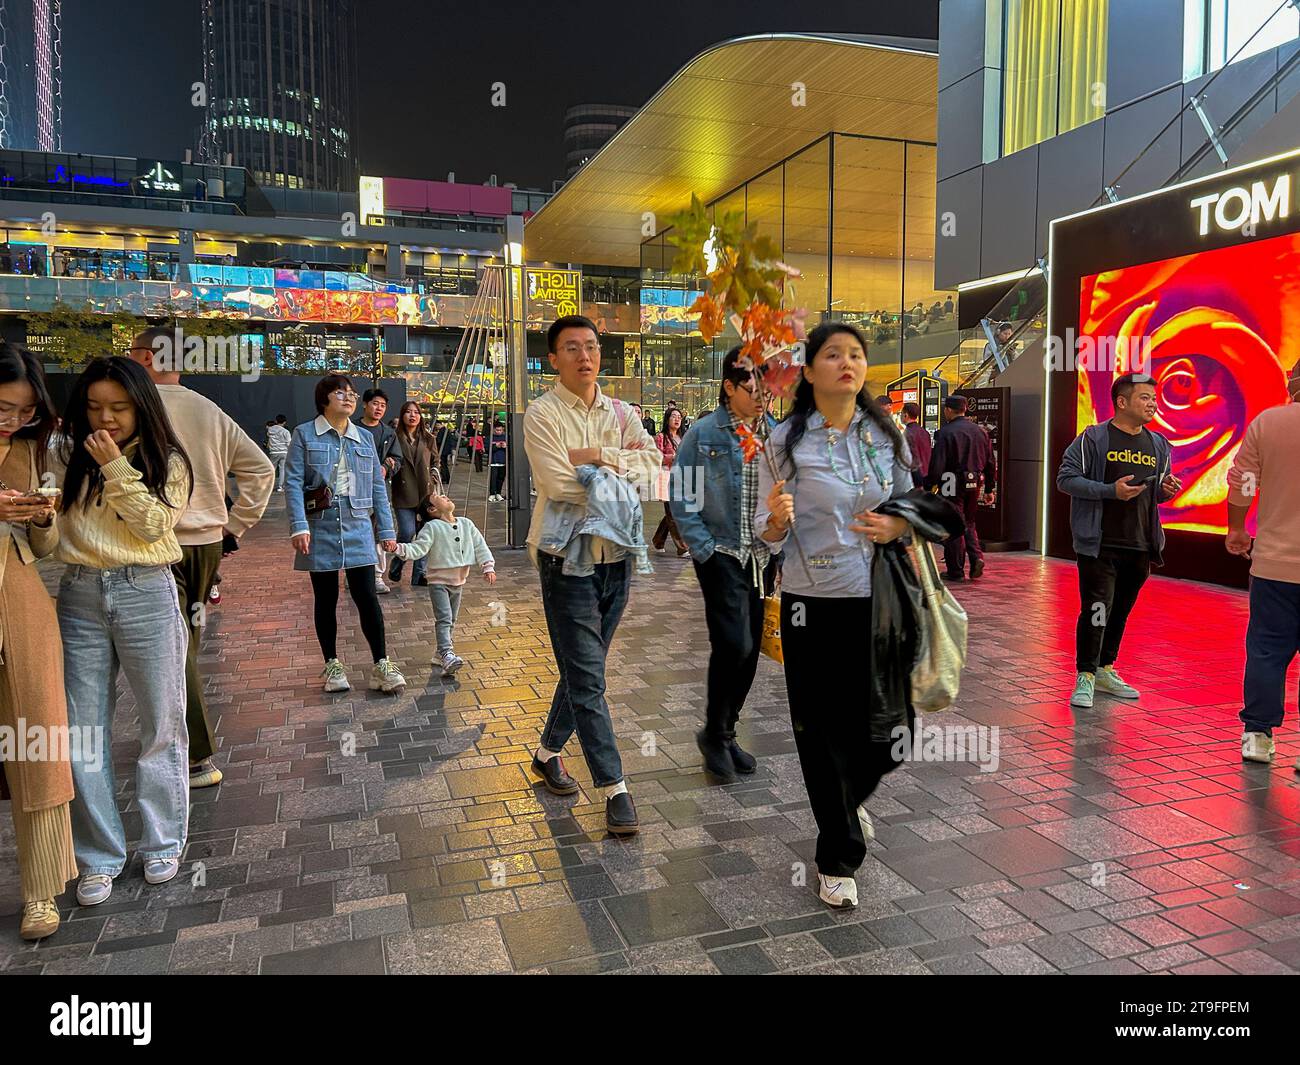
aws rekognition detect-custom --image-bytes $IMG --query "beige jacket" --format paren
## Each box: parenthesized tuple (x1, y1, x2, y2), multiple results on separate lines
(0, 440, 58, 664)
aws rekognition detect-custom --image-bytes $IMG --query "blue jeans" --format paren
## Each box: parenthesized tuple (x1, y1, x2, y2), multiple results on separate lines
(429, 584, 462, 657)
(58, 565, 189, 877)
(537, 552, 628, 787)
(1240, 576, 1300, 736)
(395, 507, 426, 581)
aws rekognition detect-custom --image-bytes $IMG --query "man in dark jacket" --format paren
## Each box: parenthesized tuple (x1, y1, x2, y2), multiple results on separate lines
(927, 394, 995, 581)
(1057, 372, 1180, 710)
(901, 402, 931, 478)
(358, 388, 398, 594)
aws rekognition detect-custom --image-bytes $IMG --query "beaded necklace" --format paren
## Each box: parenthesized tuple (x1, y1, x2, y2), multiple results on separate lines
(824, 417, 892, 493)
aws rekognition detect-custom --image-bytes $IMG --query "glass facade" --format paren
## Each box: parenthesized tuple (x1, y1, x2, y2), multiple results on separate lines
(634, 132, 957, 416)
(1002, 0, 1109, 156)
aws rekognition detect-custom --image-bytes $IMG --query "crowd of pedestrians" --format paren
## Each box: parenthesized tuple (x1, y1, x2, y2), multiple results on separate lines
(2, 311, 1296, 943)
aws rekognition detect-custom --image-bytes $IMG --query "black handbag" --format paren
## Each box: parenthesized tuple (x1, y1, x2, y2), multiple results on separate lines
(304, 454, 341, 520)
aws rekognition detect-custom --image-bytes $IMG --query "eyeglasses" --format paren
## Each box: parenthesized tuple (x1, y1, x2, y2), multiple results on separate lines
(0, 407, 40, 428)
(331, 389, 359, 401)
(559, 342, 601, 356)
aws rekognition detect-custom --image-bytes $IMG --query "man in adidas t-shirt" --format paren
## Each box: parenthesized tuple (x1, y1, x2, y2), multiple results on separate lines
(1057, 373, 1181, 709)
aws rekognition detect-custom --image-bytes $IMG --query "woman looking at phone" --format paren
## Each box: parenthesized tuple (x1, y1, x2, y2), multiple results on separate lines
(55, 357, 193, 908)
(0, 343, 78, 939)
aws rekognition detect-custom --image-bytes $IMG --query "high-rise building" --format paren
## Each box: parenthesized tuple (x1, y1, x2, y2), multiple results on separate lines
(562, 103, 635, 178)
(0, 0, 62, 151)
(200, 0, 358, 191)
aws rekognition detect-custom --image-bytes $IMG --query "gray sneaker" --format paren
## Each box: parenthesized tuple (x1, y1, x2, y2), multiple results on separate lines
(1069, 672, 1095, 708)
(440, 652, 464, 678)
(370, 658, 406, 693)
(1242, 731, 1275, 764)
(76, 874, 113, 907)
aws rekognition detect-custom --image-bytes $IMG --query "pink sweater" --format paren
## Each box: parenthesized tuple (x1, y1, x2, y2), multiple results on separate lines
(1227, 402, 1300, 584)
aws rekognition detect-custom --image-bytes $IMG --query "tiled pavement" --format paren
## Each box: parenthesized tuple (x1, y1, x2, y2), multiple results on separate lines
(4, 489, 1300, 976)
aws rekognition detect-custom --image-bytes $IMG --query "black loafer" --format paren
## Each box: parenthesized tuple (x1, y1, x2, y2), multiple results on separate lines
(605, 792, 639, 836)
(531, 754, 579, 796)
(697, 729, 738, 783)
(970, 560, 985, 579)
(729, 740, 757, 774)
(941, 572, 965, 582)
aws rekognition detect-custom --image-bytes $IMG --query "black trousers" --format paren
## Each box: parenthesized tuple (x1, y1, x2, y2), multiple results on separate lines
(782, 592, 906, 877)
(489, 464, 506, 496)
(694, 552, 769, 738)
(1075, 549, 1150, 673)
(310, 566, 387, 663)
(172, 542, 222, 761)
(942, 487, 983, 576)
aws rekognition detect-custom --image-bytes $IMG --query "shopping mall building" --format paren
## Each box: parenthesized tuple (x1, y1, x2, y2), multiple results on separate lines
(524, 33, 955, 419)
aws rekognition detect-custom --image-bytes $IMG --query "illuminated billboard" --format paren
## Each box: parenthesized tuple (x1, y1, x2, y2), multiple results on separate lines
(525, 268, 581, 328)
(640, 287, 703, 336)
(1075, 235, 1296, 536)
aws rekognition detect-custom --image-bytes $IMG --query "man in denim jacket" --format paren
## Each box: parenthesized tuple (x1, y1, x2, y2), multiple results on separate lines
(673, 348, 778, 782)
(523, 315, 660, 836)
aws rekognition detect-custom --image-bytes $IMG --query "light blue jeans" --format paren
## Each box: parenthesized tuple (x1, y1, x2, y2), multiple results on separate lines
(429, 583, 462, 657)
(58, 565, 190, 877)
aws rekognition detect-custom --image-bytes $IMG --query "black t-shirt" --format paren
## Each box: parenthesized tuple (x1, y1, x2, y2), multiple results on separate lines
(1100, 422, 1158, 551)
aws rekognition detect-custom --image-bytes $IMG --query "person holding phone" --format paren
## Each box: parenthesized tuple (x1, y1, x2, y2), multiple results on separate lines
(0, 343, 78, 939)
(54, 357, 194, 907)
(1057, 372, 1181, 710)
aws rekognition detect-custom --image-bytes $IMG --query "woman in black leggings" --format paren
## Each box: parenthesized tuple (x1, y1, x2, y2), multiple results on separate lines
(285, 374, 406, 694)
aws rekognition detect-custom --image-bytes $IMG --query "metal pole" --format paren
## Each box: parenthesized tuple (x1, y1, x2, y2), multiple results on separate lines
(503, 216, 529, 549)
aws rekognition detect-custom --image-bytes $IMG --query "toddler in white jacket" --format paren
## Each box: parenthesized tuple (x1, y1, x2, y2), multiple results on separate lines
(393, 494, 495, 676)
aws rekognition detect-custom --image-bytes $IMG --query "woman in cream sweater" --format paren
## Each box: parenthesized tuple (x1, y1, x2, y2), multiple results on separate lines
(55, 357, 193, 908)
(0, 343, 78, 940)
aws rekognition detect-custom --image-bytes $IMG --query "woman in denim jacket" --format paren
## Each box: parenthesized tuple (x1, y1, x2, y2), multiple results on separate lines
(285, 374, 406, 695)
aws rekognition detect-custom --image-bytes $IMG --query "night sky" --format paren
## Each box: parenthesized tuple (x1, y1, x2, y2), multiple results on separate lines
(62, 0, 937, 190)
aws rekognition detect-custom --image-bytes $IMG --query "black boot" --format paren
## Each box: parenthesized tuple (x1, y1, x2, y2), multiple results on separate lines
(697, 729, 738, 783)
(728, 739, 757, 774)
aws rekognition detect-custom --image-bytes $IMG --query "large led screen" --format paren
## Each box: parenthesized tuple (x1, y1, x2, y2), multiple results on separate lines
(1076, 231, 1299, 536)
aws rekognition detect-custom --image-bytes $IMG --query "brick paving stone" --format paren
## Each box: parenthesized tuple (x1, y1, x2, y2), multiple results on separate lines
(7, 497, 1299, 975)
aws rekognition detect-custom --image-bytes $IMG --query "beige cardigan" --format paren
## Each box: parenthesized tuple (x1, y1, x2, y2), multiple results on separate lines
(0, 439, 58, 664)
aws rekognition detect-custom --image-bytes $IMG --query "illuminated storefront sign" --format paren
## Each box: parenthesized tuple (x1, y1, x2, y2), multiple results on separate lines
(525, 267, 581, 327)
(359, 175, 385, 226)
(1047, 146, 1300, 588)
(1190, 173, 1289, 236)
(137, 162, 182, 193)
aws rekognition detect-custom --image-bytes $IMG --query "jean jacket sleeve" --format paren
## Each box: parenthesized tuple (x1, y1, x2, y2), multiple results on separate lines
(284, 427, 309, 535)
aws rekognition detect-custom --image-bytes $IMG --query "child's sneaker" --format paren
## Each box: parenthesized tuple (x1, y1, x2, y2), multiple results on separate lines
(440, 652, 464, 677)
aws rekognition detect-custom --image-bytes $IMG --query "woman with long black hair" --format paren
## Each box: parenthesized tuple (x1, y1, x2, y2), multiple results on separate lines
(755, 322, 941, 910)
(55, 356, 193, 907)
(285, 374, 406, 694)
(387, 400, 439, 587)
(651, 407, 688, 555)
(0, 343, 78, 938)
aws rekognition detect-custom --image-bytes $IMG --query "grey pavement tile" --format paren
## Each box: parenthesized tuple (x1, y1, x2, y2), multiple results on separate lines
(498, 901, 622, 969)
(384, 919, 512, 974)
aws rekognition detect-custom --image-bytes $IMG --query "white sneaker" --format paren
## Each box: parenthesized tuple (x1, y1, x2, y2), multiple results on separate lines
(144, 858, 179, 885)
(817, 873, 858, 909)
(1242, 731, 1275, 764)
(440, 652, 464, 677)
(1095, 665, 1140, 699)
(75, 874, 113, 907)
(857, 803, 875, 841)
(322, 658, 350, 692)
(374, 574, 390, 595)
(1070, 672, 1095, 708)
(370, 658, 406, 694)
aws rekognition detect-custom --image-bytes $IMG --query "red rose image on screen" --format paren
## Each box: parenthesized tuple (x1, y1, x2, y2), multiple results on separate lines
(1077, 232, 1300, 536)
